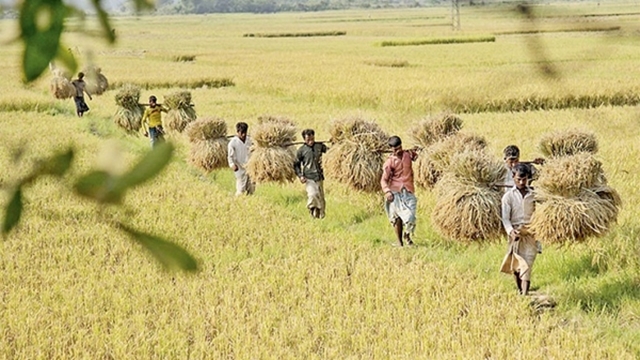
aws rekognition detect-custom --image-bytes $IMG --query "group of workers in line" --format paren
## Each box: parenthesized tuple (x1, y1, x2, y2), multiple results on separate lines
(138, 93, 543, 296)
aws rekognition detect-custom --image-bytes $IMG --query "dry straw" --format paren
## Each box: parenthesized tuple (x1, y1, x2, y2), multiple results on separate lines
(83, 65, 109, 96)
(186, 118, 229, 172)
(432, 175, 503, 241)
(113, 84, 144, 133)
(529, 188, 620, 243)
(246, 116, 297, 183)
(324, 117, 388, 192)
(446, 150, 506, 186)
(539, 129, 598, 157)
(50, 68, 75, 99)
(535, 153, 607, 198)
(164, 91, 197, 134)
(426, 133, 487, 174)
(410, 112, 462, 148)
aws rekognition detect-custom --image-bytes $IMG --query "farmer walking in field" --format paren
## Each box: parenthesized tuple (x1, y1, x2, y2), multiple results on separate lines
(141, 95, 167, 148)
(71, 72, 92, 117)
(500, 163, 539, 296)
(294, 129, 328, 219)
(381, 135, 419, 247)
(228, 122, 255, 196)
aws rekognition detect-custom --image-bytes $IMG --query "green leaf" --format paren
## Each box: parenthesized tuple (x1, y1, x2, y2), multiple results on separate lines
(73, 170, 123, 204)
(3, 187, 23, 235)
(38, 148, 74, 177)
(55, 44, 77, 75)
(20, 0, 67, 82)
(132, 0, 156, 12)
(90, 0, 115, 43)
(120, 224, 198, 272)
(116, 142, 173, 190)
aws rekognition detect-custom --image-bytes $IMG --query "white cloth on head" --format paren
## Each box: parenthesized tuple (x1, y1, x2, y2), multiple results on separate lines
(384, 188, 417, 234)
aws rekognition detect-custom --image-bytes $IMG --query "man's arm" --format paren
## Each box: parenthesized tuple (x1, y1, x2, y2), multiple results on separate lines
(227, 140, 237, 170)
(501, 194, 515, 238)
(380, 159, 393, 201)
(293, 147, 304, 179)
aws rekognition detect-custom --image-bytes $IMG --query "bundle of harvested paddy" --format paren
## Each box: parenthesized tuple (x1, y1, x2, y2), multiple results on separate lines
(410, 112, 462, 148)
(426, 133, 487, 174)
(185, 118, 228, 172)
(539, 129, 598, 157)
(246, 117, 297, 183)
(324, 117, 388, 192)
(113, 84, 144, 133)
(50, 68, 75, 99)
(431, 175, 503, 241)
(447, 150, 506, 186)
(535, 153, 607, 198)
(414, 155, 440, 189)
(163, 91, 197, 134)
(83, 65, 109, 95)
(529, 188, 620, 243)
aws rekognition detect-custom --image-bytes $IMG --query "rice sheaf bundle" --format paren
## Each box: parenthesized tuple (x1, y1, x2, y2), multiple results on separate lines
(431, 174, 503, 241)
(446, 150, 506, 186)
(529, 188, 620, 243)
(246, 117, 297, 183)
(186, 118, 229, 172)
(426, 133, 487, 174)
(535, 153, 607, 198)
(324, 117, 388, 192)
(50, 68, 76, 99)
(164, 91, 197, 134)
(410, 112, 463, 148)
(83, 65, 109, 95)
(113, 84, 144, 133)
(539, 130, 598, 158)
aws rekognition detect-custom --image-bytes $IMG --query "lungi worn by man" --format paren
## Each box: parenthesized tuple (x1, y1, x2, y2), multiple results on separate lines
(71, 72, 92, 117)
(500, 163, 539, 296)
(381, 135, 419, 247)
(294, 129, 328, 219)
(228, 122, 255, 196)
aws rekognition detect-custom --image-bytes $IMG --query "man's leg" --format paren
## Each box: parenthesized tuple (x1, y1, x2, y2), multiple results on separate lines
(393, 218, 403, 246)
(521, 280, 530, 296)
(514, 272, 522, 294)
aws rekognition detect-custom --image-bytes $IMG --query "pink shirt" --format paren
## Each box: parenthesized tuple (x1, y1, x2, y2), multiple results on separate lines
(381, 150, 417, 194)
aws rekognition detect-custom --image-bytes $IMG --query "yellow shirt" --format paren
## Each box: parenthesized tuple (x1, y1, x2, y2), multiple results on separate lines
(142, 105, 165, 128)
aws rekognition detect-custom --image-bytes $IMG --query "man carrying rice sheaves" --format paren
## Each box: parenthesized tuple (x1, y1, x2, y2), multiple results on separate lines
(381, 136, 419, 247)
(71, 72, 92, 117)
(502, 145, 545, 188)
(228, 122, 255, 196)
(500, 163, 539, 296)
(294, 129, 328, 219)
(141, 95, 167, 148)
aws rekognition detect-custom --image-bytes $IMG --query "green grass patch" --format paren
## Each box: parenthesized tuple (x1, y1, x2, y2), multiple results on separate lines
(447, 91, 640, 114)
(379, 36, 495, 47)
(364, 59, 410, 68)
(243, 31, 346, 38)
(495, 26, 621, 36)
(0, 100, 72, 115)
(171, 54, 196, 62)
(110, 78, 234, 90)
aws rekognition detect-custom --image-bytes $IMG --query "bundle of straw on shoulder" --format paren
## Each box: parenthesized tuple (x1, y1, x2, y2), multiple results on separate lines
(324, 117, 388, 193)
(185, 117, 228, 172)
(246, 116, 298, 183)
(113, 84, 144, 133)
(164, 91, 197, 134)
(83, 65, 109, 95)
(538, 129, 598, 158)
(50, 68, 75, 99)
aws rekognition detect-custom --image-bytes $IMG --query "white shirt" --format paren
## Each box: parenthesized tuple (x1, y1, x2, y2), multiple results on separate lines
(503, 166, 515, 188)
(228, 136, 252, 170)
(501, 186, 535, 235)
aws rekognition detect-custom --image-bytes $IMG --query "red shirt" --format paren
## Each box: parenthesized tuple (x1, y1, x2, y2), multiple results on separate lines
(381, 150, 417, 194)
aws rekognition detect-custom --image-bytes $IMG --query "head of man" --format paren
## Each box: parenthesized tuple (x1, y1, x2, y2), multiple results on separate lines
(149, 95, 157, 107)
(512, 163, 532, 190)
(301, 129, 315, 146)
(236, 122, 249, 142)
(388, 136, 403, 157)
(77, 72, 85, 80)
(503, 145, 520, 169)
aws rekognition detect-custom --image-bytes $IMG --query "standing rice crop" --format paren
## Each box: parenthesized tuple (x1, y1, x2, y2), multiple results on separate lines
(185, 118, 229, 172)
(324, 117, 388, 192)
(164, 91, 197, 134)
(246, 117, 298, 183)
(113, 84, 144, 133)
(538, 129, 598, 157)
